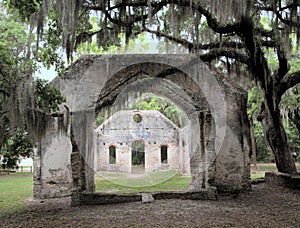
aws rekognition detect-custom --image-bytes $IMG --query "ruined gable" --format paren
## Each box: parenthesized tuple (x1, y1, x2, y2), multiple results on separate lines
(95, 110, 187, 174)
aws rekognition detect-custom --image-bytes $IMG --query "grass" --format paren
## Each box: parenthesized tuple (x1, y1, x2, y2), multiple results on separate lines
(250, 162, 300, 180)
(251, 173, 265, 180)
(96, 170, 185, 187)
(0, 173, 33, 216)
(95, 172, 191, 193)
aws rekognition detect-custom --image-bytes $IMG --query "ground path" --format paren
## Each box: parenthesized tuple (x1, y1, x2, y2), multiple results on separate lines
(1, 183, 299, 227)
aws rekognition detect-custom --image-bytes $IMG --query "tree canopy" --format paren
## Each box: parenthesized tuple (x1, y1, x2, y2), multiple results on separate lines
(3, 0, 300, 174)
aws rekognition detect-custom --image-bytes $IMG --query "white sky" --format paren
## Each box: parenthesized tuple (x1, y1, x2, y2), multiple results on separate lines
(35, 37, 187, 82)
(35, 65, 56, 81)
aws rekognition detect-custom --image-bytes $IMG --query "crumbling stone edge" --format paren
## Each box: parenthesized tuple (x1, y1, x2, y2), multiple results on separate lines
(265, 171, 300, 190)
(72, 187, 218, 206)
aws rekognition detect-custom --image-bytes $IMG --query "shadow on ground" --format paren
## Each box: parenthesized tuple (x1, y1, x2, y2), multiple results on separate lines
(1, 183, 299, 227)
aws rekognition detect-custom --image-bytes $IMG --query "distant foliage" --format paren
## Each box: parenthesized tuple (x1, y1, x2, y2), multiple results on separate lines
(0, 129, 33, 169)
(248, 86, 300, 163)
(34, 78, 66, 112)
(3, 0, 43, 22)
(132, 95, 188, 128)
(247, 87, 274, 162)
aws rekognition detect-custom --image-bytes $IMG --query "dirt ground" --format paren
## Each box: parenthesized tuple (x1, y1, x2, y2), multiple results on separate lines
(1, 183, 299, 228)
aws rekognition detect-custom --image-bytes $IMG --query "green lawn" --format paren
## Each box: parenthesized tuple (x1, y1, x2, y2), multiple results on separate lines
(251, 173, 265, 179)
(95, 172, 191, 193)
(0, 173, 33, 216)
(250, 162, 300, 180)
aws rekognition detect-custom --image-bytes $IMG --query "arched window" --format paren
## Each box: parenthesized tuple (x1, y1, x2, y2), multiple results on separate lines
(109, 146, 116, 164)
(161, 145, 168, 164)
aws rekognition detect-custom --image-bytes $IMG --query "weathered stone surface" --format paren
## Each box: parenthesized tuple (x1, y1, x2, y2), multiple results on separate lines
(152, 188, 218, 201)
(81, 192, 142, 205)
(33, 116, 72, 199)
(265, 171, 300, 189)
(142, 193, 155, 203)
(77, 189, 217, 205)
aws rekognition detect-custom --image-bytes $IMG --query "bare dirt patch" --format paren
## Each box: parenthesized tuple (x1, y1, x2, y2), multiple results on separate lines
(1, 183, 299, 227)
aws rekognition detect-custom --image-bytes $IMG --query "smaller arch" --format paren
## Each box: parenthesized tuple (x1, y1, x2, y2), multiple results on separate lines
(160, 145, 168, 164)
(109, 145, 116, 164)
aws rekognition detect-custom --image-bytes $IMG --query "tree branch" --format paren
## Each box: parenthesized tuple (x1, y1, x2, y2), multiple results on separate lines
(87, 1, 165, 27)
(199, 48, 249, 64)
(143, 27, 194, 51)
(75, 30, 103, 49)
(143, 27, 249, 63)
(279, 70, 300, 97)
(107, 1, 166, 11)
(276, 11, 300, 27)
(173, 0, 240, 34)
(144, 26, 251, 50)
(255, 2, 300, 12)
(276, 47, 290, 80)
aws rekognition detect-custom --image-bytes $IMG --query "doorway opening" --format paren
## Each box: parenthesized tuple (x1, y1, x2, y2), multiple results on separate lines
(131, 140, 145, 173)
(109, 145, 116, 164)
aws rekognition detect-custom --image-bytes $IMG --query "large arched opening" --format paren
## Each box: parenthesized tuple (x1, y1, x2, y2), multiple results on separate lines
(92, 61, 211, 191)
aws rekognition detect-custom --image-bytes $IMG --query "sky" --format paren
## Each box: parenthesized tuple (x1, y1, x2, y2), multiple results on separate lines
(35, 36, 187, 82)
(36, 65, 56, 81)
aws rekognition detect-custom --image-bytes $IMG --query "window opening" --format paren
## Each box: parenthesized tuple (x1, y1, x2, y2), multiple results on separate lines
(109, 146, 116, 164)
(161, 145, 168, 164)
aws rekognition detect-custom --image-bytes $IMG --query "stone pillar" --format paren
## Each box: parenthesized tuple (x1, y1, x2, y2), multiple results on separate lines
(71, 151, 95, 206)
(33, 116, 72, 199)
(189, 111, 207, 191)
(213, 87, 251, 192)
(70, 151, 83, 206)
(33, 145, 42, 198)
(70, 120, 95, 205)
(205, 113, 216, 186)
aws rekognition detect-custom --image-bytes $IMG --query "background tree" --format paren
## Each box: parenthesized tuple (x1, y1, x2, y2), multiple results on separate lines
(0, 6, 35, 149)
(0, 129, 32, 169)
(0, 3, 65, 169)
(5, 0, 300, 174)
(248, 86, 275, 164)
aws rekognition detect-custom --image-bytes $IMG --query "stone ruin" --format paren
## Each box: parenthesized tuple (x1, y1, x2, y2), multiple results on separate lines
(33, 54, 251, 204)
(95, 110, 190, 174)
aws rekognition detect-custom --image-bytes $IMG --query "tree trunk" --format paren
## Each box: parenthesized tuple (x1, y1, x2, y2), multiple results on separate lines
(249, 115, 258, 172)
(259, 103, 297, 174)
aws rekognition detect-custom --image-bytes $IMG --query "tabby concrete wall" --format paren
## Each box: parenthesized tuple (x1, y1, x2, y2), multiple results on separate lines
(33, 117, 72, 199)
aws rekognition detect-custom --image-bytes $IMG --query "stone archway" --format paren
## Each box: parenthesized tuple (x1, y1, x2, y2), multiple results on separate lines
(33, 54, 251, 203)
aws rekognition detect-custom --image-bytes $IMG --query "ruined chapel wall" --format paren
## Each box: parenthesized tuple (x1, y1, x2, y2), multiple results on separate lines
(95, 110, 181, 173)
(36, 54, 251, 199)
